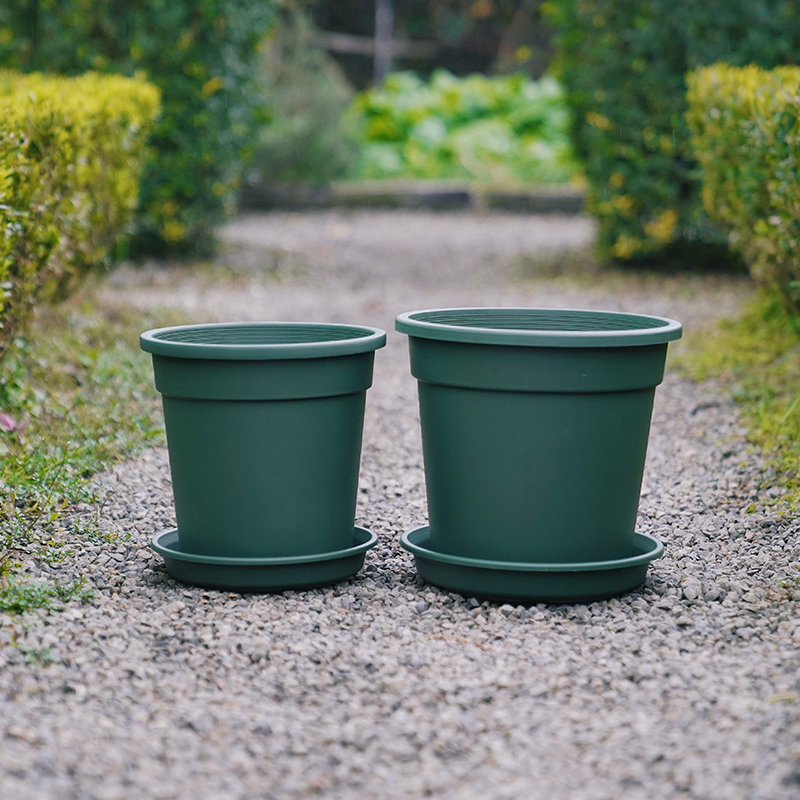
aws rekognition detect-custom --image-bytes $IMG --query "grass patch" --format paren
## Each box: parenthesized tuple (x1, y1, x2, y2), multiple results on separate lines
(676, 292, 800, 504)
(0, 292, 186, 610)
(0, 575, 94, 613)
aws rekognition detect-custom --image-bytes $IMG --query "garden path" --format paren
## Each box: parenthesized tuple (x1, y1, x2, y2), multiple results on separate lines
(2, 209, 798, 800)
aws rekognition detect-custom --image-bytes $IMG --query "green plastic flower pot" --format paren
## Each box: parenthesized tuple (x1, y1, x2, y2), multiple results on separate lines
(395, 308, 682, 571)
(140, 322, 386, 576)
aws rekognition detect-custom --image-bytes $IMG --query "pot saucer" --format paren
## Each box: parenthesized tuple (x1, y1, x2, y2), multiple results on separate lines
(401, 526, 663, 604)
(151, 527, 377, 592)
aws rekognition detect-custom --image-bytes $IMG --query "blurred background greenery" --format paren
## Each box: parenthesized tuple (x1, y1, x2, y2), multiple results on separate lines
(0, 0, 575, 253)
(249, 0, 571, 188)
(2, 0, 800, 273)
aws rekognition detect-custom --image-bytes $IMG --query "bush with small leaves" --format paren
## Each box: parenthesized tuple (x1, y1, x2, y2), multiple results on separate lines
(0, 1, 276, 254)
(0, 70, 160, 359)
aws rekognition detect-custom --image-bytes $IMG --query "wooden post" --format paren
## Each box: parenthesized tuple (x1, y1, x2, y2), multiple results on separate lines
(373, 0, 394, 85)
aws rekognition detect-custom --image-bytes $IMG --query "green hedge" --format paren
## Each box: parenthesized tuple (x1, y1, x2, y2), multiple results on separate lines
(0, 70, 160, 358)
(543, 0, 800, 263)
(687, 64, 800, 314)
(0, 1, 274, 254)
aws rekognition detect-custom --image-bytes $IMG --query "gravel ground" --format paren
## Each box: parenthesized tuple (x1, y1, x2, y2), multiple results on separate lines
(2, 210, 799, 799)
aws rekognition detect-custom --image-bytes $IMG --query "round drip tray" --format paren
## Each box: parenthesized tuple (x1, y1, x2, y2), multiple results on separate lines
(151, 527, 377, 592)
(401, 526, 663, 604)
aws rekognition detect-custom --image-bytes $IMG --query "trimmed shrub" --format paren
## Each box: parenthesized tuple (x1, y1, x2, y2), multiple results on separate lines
(0, 1, 275, 254)
(687, 64, 800, 314)
(0, 70, 160, 358)
(543, 0, 800, 263)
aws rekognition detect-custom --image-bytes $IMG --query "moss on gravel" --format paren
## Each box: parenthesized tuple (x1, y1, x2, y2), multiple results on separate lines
(0, 293, 187, 610)
(676, 292, 800, 507)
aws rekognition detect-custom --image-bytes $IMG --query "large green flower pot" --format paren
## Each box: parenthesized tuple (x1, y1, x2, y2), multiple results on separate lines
(140, 322, 385, 588)
(395, 308, 681, 599)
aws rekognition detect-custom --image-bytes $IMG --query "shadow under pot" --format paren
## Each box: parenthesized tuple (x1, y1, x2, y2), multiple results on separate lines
(395, 307, 682, 603)
(140, 321, 386, 592)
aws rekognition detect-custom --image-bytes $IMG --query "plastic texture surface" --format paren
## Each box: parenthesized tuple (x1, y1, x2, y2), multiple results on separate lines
(141, 321, 386, 360)
(151, 527, 378, 592)
(141, 321, 386, 559)
(396, 306, 681, 564)
(402, 526, 663, 603)
(395, 308, 682, 348)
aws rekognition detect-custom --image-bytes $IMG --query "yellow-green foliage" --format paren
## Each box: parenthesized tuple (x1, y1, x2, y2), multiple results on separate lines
(0, 70, 160, 358)
(678, 293, 800, 505)
(0, 1, 275, 254)
(687, 64, 800, 315)
(544, 0, 800, 265)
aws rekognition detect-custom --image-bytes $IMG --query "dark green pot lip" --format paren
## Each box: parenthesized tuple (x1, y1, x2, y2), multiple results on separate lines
(401, 527, 663, 572)
(395, 307, 682, 348)
(140, 322, 386, 360)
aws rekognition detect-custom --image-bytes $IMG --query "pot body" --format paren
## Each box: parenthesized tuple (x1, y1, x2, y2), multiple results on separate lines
(142, 323, 385, 558)
(398, 309, 681, 564)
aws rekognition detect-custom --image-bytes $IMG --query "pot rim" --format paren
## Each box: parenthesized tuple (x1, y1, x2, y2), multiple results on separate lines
(140, 321, 386, 360)
(395, 307, 682, 348)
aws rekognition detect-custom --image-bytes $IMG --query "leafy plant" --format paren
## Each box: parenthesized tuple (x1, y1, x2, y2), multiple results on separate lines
(543, 0, 800, 263)
(248, 0, 358, 185)
(687, 64, 800, 316)
(345, 70, 580, 185)
(0, 70, 160, 360)
(0, 296, 185, 609)
(0, 576, 93, 614)
(676, 293, 800, 505)
(0, 0, 276, 254)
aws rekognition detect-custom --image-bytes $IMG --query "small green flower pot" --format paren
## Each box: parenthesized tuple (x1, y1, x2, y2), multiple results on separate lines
(140, 322, 385, 588)
(396, 308, 681, 596)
